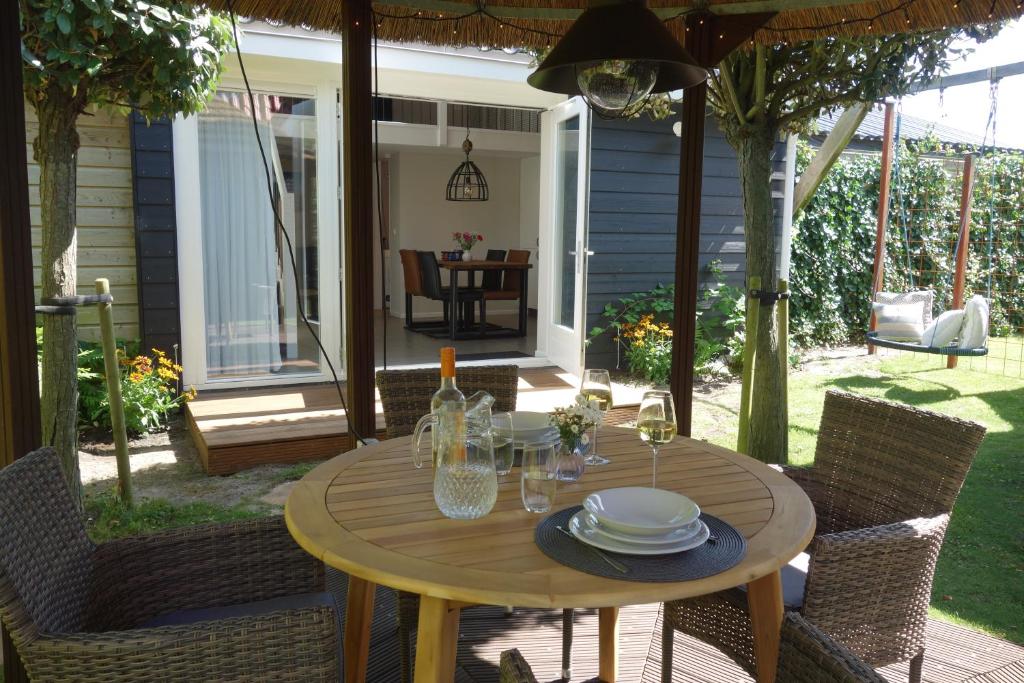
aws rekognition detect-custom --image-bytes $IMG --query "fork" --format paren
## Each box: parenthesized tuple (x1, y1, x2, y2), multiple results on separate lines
(556, 525, 629, 574)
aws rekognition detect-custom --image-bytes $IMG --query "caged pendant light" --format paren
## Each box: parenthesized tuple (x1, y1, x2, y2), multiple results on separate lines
(446, 125, 489, 201)
(528, 0, 708, 119)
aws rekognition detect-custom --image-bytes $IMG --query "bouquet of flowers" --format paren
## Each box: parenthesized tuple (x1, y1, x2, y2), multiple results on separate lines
(550, 394, 603, 451)
(452, 231, 484, 251)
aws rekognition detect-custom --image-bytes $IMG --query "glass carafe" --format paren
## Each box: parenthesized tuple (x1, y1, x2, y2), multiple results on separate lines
(412, 393, 498, 520)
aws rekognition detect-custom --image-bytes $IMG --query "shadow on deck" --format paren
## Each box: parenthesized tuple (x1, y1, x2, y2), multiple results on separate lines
(329, 572, 1024, 683)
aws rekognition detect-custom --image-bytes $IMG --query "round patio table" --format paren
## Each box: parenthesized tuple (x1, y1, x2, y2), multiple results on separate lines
(285, 426, 815, 683)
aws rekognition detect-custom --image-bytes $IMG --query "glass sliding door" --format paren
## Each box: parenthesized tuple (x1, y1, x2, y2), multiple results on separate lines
(197, 91, 321, 379)
(539, 98, 590, 375)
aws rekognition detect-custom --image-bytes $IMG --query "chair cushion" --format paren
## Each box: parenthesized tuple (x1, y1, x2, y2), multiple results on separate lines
(875, 290, 934, 327)
(921, 309, 965, 347)
(738, 552, 808, 609)
(141, 592, 338, 628)
(960, 295, 989, 349)
(872, 302, 925, 341)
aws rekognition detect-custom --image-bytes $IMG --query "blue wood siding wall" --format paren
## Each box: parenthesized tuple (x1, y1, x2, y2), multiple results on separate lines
(585, 112, 786, 370)
(129, 114, 180, 356)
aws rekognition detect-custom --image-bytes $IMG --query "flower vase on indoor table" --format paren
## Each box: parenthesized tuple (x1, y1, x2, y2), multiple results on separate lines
(452, 231, 484, 260)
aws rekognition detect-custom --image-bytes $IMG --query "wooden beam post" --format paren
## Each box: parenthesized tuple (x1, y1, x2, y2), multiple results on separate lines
(342, 0, 377, 439)
(793, 102, 871, 216)
(948, 153, 975, 369)
(95, 279, 132, 506)
(669, 12, 774, 436)
(868, 102, 896, 354)
(1, 2, 41, 680)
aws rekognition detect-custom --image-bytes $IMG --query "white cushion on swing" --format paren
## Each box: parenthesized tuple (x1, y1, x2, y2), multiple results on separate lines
(873, 302, 925, 341)
(960, 295, 990, 349)
(922, 309, 966, 348)
(875, 290, 935, 327)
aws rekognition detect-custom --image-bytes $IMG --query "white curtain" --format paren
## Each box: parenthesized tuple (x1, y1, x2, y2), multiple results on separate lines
(199, 114, 282, 376)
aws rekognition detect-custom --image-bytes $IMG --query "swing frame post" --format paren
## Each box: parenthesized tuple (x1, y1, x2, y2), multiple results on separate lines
(737, 276, 761, 456)
(868, 102, 896, 354)
(948, 153, 976, 369)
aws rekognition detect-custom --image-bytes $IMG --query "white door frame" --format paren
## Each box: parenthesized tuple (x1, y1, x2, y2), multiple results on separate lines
(174, 79, 342, 390)
(537, 97, 591, 376)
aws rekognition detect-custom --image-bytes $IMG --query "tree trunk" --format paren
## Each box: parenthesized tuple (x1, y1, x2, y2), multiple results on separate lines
(736, 126, 788, 464)
(35, 88, 83, 501)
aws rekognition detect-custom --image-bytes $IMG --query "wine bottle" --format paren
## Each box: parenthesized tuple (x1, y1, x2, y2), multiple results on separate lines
(431, 347, 465, 464)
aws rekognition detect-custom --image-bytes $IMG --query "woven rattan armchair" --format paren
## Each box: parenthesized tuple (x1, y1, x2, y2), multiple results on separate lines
(662, 390, 985, 683)
(376, 366, 574, 683)
(0, 448, 340, 682)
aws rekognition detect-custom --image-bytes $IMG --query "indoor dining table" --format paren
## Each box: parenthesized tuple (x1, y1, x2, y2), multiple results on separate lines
(285, 426, 815, 683)
(437, 259, 532, 340)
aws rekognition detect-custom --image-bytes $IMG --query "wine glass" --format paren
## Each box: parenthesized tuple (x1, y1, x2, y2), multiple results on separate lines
(637, 390, 678, 488)
(580, 369, 613, 465)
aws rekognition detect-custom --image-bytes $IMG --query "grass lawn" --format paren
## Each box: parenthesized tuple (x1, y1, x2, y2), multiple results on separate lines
(694, 350, 1024, 644)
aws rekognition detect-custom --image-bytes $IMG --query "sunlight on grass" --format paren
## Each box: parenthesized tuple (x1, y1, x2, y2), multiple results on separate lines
(84, 491, 266, 543)
(694, 350, 1024, 644)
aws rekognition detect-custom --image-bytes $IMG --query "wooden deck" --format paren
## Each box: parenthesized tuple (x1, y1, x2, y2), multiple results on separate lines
(326, 570, 1024, 682)
(186, 367, 647, 474)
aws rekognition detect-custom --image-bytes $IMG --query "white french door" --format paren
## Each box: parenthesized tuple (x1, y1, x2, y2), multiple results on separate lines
(538, 97, 591, 376)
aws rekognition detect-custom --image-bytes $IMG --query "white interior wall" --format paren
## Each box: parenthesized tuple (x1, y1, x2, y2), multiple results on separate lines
(388, 150, 533, 319)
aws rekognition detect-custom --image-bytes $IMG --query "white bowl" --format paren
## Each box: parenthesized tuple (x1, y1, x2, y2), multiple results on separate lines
(496, 411, 555, 443)
(570, 511, 710, 556)
(583, 487, 700, 537)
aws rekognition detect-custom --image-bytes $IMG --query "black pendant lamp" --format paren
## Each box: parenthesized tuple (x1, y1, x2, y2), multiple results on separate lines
(446, 126, 489, 201)
(528, 0, 708, 119)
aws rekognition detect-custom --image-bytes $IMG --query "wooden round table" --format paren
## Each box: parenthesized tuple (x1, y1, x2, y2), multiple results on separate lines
(285, 427, 815, 683)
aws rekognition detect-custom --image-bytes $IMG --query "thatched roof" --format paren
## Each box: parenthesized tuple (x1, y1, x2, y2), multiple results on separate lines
(200, 0, 1019, 49)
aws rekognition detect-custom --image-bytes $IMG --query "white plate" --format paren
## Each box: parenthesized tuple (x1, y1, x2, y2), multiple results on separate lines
(584, 487, 700, 537)
(585, 513, 703, 545)
(569, 511, 710, 556)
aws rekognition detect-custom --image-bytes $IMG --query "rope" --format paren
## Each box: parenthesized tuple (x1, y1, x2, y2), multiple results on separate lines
(892, 100, 915, 290)
(982, 80, 999, 300)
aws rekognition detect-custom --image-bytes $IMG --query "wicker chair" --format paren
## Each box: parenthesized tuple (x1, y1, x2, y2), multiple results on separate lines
(662, 390, 986, 683)
(376, 366, 574, 683)
(0, 448, 340, 682)
(500, 612, 888, 683)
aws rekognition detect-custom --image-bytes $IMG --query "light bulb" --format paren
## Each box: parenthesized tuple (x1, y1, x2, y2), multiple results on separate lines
(576, 59, 659, 118)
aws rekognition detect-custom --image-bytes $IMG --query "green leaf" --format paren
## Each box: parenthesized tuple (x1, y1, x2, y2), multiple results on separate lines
(56, 12, 72, 34)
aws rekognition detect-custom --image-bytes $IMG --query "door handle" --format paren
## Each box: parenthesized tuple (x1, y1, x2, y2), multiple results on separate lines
(585, 250, 595, 256)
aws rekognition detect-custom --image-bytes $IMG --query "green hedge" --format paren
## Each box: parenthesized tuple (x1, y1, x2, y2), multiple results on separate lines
(791, 140, 1024, 346)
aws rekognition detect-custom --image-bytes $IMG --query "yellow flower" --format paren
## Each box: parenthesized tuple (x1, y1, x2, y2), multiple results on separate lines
(128, 371, 145, 383)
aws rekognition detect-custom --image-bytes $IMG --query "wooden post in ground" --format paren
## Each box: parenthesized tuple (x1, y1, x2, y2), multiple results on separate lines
(776, 279, 789, 458)
(95, 279, 132, 506)
(948, 153, 976, 369)
(1, 0, 41, 678)
(737, 276, 762, 455)
(341, 0, 376, 440)
(869, 102, 897, 354)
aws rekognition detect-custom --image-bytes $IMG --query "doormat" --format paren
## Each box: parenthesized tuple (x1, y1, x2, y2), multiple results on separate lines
(457, 351, 532, 361)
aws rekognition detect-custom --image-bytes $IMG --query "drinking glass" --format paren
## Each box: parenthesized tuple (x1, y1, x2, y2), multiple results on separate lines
(491, 412, 514, 476)
(637, 390, 678, 488)
(521, 440, 557, 513)
(580, 369, 613, 465)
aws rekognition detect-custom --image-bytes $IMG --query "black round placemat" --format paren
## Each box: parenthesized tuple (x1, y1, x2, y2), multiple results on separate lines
(535, 506, 746, 582)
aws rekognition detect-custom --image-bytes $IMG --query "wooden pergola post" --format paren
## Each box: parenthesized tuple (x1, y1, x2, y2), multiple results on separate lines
(669, 12, 773, 436)
(342, 0, 377, 441)
(948, 153, 975, 369)
(868, 102, 896, 354)
(1, 1, 41, 679)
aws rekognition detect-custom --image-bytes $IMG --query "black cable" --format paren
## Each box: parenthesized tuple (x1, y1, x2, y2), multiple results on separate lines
(226, 2, 368, 447)
(372, 16, 388, 371)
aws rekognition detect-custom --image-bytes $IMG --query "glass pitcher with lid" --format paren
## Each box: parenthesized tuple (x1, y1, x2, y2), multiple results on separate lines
(412, 392, 498, 520)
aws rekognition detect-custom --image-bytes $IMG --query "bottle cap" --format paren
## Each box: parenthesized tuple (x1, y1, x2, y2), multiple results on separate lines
(440, 347, 456, 377)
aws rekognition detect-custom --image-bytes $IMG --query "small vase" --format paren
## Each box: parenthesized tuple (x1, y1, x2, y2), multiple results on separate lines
(555, 441, 586, 482)
(462, 249, 471, 261)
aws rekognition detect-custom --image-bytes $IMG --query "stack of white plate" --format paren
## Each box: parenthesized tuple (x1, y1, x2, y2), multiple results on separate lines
(569, 487, 708, 555)
(497, 411, 559, 449)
